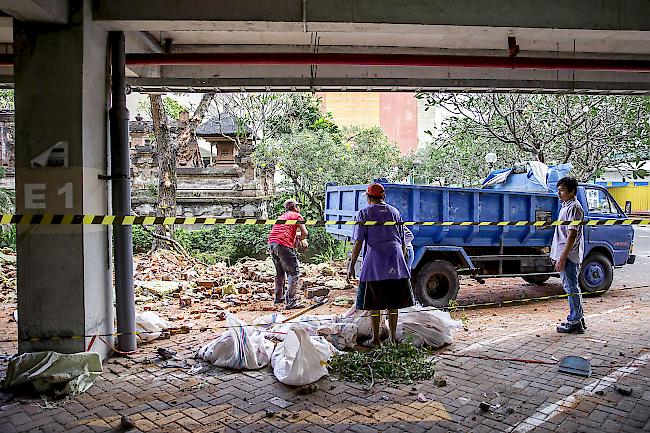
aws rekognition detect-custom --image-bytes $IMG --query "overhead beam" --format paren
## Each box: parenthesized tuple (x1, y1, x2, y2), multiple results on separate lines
(93, 0, 650, 31)
(125, 77, 650, 95)
(0, 0, 68, 24)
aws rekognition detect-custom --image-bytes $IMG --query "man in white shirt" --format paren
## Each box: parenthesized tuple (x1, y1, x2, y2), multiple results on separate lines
(550, 177, 586, 334)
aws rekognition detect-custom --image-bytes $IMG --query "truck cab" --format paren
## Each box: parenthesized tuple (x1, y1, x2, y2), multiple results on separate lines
(576, 184, 635, 293)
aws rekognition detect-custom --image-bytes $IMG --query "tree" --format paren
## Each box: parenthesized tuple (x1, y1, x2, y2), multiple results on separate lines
(176, 92, 215, 167)
(417, 93, 650, 182)
(148, 94, 176, 250)
(206, 93, 333, 195)
(256, 125, 404, 217)
(413, 117, 521, 187)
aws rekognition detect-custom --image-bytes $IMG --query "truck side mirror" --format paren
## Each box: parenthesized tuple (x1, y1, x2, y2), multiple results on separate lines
(625, 201, 632, 214)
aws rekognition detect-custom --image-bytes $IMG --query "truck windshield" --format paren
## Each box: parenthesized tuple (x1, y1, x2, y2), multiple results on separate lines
(585, 187, 619, 215)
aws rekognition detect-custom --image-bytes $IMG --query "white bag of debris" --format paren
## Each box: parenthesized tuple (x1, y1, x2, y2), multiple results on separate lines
(317, 322, 358, 350)
(253, 312, 287, 339)
(0, 351, 102, 396)
(341, 306, 389, 341)
(135, 311, 172, 343)
(396, 306, 463, 348)
(197, 313, 273, 370)
(271, 324, 334, 386)
(262, 314, 337, 341)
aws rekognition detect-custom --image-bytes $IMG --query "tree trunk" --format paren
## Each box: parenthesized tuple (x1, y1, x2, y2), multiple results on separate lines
(176, 92, 216, 167)
(149, 94, 176, 250)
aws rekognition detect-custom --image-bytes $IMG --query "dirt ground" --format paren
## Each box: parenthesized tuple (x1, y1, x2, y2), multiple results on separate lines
(0, 249, 643, 349)
(2, 251, 650, 432)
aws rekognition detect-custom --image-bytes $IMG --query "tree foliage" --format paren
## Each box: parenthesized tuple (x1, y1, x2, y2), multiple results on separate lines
(137, 96, 189, 120)
(256, 124, 404, 216)
(0, 90, 14, 110)
(416, 93, 650, 182)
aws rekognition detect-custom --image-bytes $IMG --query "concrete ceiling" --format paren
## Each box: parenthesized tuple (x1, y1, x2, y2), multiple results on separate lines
(2, 0, 650, 93)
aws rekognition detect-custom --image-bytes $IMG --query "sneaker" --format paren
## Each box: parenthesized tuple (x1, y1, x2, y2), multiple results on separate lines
(581, 318, 587, 330)
(285, 302, 305, 310)
(557, 321, 585, 334)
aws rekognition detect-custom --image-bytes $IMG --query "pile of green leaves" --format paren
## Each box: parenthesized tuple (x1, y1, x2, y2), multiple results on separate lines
(329, 342, 436, 385)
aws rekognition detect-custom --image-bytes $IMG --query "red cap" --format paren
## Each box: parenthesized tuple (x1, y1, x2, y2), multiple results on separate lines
(366, 183, 385, 197)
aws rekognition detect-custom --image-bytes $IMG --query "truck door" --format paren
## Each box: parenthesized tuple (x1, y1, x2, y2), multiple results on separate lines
(581, 186, 633, 266)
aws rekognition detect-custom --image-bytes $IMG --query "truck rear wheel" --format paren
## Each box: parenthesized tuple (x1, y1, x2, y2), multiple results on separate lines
(521, 275, 551, 285)
(414, 260, 459, 307)
(579, 253, 613, 295)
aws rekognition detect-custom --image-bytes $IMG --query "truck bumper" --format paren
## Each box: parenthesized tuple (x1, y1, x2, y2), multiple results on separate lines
(627, 254, 636, 265)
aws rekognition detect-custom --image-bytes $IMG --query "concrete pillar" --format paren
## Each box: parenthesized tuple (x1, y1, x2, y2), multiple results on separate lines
(13, 0, 113, 358)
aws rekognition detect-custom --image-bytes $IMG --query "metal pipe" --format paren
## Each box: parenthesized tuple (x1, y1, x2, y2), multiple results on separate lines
(109, 31, 136, 353)
(124, 52, 650, 72)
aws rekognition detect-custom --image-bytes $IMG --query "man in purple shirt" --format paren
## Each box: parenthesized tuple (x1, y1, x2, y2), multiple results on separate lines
(346, 183, 414, 347)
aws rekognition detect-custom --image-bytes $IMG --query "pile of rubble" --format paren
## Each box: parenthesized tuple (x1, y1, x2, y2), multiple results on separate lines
(132, 251, 355, 316)
(0, 249, 16, 304)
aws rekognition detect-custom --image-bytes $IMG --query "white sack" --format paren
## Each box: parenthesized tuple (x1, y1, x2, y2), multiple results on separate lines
(135, 311, 172, 343)
(271, 325, 334, 386)
(396, 306, 463, 348)
(197, 312, 273, 370)
(317, 322, 358, 350)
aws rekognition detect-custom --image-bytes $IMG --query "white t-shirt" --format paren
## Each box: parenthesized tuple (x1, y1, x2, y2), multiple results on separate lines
(550, 198, 584, 264)
(404, 227, 414, 248)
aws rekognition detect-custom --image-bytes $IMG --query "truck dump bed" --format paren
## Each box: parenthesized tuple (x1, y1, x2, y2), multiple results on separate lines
(325, 183, 559, 248)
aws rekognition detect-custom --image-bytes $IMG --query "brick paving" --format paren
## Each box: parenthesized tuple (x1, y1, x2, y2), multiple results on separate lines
(1, 282, 649, 432)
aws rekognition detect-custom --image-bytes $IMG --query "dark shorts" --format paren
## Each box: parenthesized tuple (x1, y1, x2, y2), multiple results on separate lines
(356, 278, 415, 310)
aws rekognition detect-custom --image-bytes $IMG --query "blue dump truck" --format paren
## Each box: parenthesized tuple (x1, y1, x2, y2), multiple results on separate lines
(325, 178, 636, 307)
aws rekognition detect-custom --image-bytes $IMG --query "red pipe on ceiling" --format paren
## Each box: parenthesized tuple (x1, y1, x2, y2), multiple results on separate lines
(124, 52, 650, 72)
(0, 52, 648, 72)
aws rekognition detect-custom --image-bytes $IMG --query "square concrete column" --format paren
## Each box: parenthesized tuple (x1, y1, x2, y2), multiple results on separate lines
(13, 1, 113, 358)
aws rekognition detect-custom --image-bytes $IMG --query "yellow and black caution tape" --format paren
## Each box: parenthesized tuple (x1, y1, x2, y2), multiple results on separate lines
(2, 285, 647, 345)
(1, 214, 650, 226)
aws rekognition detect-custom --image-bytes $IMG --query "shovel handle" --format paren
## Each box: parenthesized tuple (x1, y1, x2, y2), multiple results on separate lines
(281, 300, 327, 323)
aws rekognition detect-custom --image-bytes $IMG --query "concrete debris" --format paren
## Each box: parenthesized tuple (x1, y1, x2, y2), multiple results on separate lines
(157, 348, 177, 360)
(616, 385, 632, 396)
(479, 401, 492, 412)
(434, 376, 447, 387)
(305, 286, 330, 299)
(324, 279, 346, 290)
(130, 251, 350, 317)
(135, 280, 182, 297)
(120, 415, 136, 430)
(332, 296, 355, 307)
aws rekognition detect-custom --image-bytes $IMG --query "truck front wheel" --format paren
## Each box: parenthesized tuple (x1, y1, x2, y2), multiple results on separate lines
(413, 260, 460, 307)
(578, 253, 613, 295)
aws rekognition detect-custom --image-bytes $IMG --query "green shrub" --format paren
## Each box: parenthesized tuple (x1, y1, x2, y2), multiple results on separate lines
(132, 225, 153, 253)
(135, 220, 343, 265)
(224, 225, 271, 261)
(300, 226, 345, 263)
(174, 225, 270, 263)
(0, 225, 15, 251)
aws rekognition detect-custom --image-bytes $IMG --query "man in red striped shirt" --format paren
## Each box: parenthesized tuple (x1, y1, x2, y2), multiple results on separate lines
(268, 199, 308, 309)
